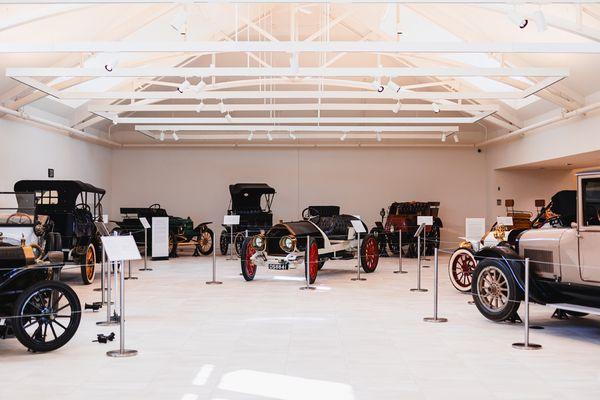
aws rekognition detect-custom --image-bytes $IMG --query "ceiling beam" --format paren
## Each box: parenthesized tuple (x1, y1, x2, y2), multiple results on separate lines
(2, 41, 599, 54)
(134, 125, 460, 132)
(7, 66, 569, 78)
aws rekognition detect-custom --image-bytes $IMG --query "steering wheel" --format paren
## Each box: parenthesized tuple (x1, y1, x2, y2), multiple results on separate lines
(75, 203, 91, 211)
(6, 212, 33, 224)
(149, 203, 161, 209)
(302, 207, 321, 225)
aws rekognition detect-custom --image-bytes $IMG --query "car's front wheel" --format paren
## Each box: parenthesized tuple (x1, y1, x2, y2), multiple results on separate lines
(448, 248, 476, 293)
(360, 234, 379, 273)
(240, 237, 257, 281)
(472, 259, 520, 322)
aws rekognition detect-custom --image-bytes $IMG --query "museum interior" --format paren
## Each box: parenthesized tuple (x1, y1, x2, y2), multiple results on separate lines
(2, 1, 600, 399)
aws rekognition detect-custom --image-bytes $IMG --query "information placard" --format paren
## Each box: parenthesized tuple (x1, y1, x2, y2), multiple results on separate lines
(497, 216, 514, 226)
(465, 218, 486, 241)
(139, 217, 150, 229)
(223, 215, 240, 225)
(151, 216, 169, 259)
(417, 216, 434, 226)
(351, 219, 367, 234)
(101, 235, 141, 262)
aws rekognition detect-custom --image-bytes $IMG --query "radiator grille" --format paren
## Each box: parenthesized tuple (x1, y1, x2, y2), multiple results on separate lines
(523, 249, 555, 274)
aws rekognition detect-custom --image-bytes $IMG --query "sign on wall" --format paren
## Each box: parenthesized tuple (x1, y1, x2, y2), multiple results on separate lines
(152, 216, 169, 259)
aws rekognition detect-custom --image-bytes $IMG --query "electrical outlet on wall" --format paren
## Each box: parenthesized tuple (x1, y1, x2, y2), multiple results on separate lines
(48, 168, 54, 178)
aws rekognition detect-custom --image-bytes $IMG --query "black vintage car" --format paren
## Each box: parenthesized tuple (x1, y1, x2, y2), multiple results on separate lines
(115, 204, 213, 258)
(220, 183, 275, 256)
(13, 180, 105, 285)
(0, 245, 81, 352)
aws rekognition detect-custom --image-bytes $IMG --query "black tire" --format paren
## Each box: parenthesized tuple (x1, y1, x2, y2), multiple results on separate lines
(197, 228, 214, 256)
(168, 234, 177, 258)
(305, 237, 319, 284)
(471, 259, 521, 322)
(219, 230, 228, 255)
(240, 237, 257, 281)
(234, 232, 245, 256)
(12, 280, 81, 352)
(360, 234, 379, 273)
(80, 243, 96, 285)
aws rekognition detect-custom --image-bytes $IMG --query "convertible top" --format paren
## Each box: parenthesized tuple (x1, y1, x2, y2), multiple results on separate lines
(14, 180, 106, 195)
(229, 183, 275, 212)
(229, 183, 275, 196)
(550, 190, 577, 225)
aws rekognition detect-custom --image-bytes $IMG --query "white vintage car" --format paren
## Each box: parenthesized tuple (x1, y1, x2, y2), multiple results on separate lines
(0, 192, 46, 256)
(240, 206, 379, 284)
(471, 170, 600, 321)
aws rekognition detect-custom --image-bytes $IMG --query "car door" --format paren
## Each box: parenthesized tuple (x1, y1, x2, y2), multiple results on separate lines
(578, 175, 600, 283)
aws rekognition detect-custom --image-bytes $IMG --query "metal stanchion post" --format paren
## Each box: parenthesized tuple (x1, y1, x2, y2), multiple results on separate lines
(512, 258, 541, 350)
(107, 260, 138, 358)
(125, 259, 138, 280)
(424, 248, 448, 323)
(422, 227, 430, 266)
(410, 224, 428, 292)
(206, 228, 223, 285)
(97, 260, 117, 326)
(139, 227, 152, 271)
(351, 232, 366, 281)
(300, 236, 316, 290)
(394, 230, 407, 274)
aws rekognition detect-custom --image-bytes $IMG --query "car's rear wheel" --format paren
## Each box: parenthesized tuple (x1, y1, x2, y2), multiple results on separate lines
(305, 238, 319, 284)
(448, 248, 476, 292)
(240, 237, 257, 281)
(360, 234, 379, 273)
(472, 259, 520, 322)
(80, 244, 96, 285)
(197, 228, 213, 255)
(219, 230, 228, 255)
(12, 280, 81, 352)
(234, 232, 246, 256)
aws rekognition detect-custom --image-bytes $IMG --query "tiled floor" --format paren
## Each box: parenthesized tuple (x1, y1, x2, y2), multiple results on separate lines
(1, 253, 600, 400)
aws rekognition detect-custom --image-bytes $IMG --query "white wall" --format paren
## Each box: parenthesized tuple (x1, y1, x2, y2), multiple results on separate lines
(0, 117, 112, 207)
(110, 147, 487, 242)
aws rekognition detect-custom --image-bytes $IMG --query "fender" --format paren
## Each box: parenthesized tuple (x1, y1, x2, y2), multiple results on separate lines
(474, 246, 549, 305)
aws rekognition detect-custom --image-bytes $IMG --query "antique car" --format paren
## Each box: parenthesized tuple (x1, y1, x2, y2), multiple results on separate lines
(0, 244, 81, 352)
(470, 171, 599, 322)
(220, 183, 275, 256)
(0, 191, 49, 258)
(371, 201, 442, 258)
(115, 204, 213, 258)
(240, 206, 379, 284)
(13, 180, 105, 285)
(448, 193, 575, 293)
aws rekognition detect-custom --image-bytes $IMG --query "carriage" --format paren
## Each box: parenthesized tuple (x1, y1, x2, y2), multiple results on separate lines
(13, 180, 105, 285)
(220, 183, 275, 256)
(240, 206, 379, 284)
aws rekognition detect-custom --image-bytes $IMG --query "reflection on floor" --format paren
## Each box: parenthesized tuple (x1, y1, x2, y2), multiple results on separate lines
(1, 254, 600, 400)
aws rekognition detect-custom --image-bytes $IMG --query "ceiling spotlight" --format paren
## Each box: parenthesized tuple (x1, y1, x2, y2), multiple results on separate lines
(159, 130, 165, 141)
(177, 78, 191, 93)
(290, 52, 299, 75)
(441, 133, 447, 142)
(193, 79, 206, 93)
(225, 113, 233, 122)
(169, 9, 188, 35)
(219, 101, 227, 114)
(371, 78, 384, 92)
(195, 100, 204, 113)
(432, 103, 440, 113)
(453, 134, 459, 143)
(172, 131, 179, 141)
(267, 132, 273, 141)
(507, 7, 528, 29)
(376, 131, 382, 142)
(386, 79, 401, 94)
(104, 57, 119, 72)
(391, 100, 401, 114)
(340, 132, 348, 141)
(531, 9, 546, 32)
(248, 131, 254, 141)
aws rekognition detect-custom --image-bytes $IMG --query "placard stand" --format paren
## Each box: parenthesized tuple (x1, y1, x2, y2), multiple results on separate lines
(423, 248, 448, 323)
(139, 217, 152, 271)
(124, 233, 138, 280)
(224, 215, 240, 261)
(101, 235, 141, 358)
(410, 223, 428, 292)
(512, 258, 542, 350)
(417, 216, 433, 266)
(393, 230, 407, 274)
(350, 220, 367, 282)
(206, 224, 223, 285)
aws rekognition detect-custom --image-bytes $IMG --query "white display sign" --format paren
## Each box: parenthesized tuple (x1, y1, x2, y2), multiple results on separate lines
(101, 235, 141, 262)
(223, 215, 240, 225)
(417, 216, 434, 226)
(465, 218, 486, 241)
(139, 217, 150, 229)
(152, 217, 169, 258)
(497, 216, 514, 226)
(351, 219, 367, 234)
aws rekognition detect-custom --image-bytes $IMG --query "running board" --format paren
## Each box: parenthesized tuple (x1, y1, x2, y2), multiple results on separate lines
(546, 303, 600, 316)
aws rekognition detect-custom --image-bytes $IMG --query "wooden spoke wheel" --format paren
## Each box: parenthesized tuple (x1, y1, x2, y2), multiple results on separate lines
(305, 238, 319, 284)
(360, 234, 379, 273)
(448, 248, 477, 293)
(472, 259, 520, 322)
(240, 237, 257, 281)
(196, 229, 214, 255)
(219, 230, 229, 255)
(80, 244, 96, 285)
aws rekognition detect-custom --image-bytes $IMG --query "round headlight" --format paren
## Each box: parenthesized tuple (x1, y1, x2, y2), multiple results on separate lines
(251, 234, 266, 251)
(279, 235, 296, 253)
